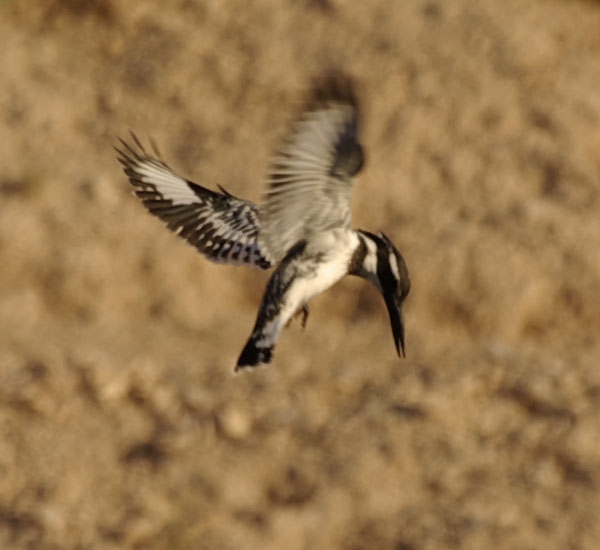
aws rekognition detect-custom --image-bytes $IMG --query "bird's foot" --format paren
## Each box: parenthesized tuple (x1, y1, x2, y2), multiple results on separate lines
(286, 304, 310, 329)
(298, 303, 310, 329)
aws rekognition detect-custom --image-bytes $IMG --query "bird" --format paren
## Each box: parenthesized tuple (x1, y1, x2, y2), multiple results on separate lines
(115, 73, 410, 371)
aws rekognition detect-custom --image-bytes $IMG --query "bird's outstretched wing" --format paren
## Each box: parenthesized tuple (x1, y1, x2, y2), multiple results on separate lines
(115, 134, 273, 269)
(260, 73, 364, 262)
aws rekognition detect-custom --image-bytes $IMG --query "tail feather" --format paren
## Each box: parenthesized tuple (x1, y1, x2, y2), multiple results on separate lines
(235, 337, 273, 371)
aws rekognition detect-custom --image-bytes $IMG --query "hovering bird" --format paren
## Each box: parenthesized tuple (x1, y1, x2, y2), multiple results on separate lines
(116, 73, 410, 370)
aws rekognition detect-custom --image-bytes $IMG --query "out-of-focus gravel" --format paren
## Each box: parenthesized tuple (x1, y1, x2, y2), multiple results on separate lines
(1, 1, 599, 548)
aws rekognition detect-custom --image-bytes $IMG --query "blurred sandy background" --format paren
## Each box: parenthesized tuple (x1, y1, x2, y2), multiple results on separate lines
(1, 0, 600, 548)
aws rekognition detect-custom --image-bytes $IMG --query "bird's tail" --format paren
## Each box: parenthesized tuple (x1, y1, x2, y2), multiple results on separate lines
(235, 336, 273, 371)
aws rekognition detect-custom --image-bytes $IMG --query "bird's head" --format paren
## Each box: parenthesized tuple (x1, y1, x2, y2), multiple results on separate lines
(355, 231, 411, 357)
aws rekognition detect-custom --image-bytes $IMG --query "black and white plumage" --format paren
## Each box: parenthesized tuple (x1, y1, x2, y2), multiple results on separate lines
(116, 73, 410, 371)
(236, 229, 410, 369)
(115, 135, 272, 269)
(261, 77, 363, 263)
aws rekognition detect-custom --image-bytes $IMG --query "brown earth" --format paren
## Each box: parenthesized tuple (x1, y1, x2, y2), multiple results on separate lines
(1, 0, 600, 548)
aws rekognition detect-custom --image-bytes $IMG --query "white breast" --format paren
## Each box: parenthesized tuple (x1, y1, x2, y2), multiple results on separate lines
(256, 229, 360, 349)
(281, 229, 359, 321)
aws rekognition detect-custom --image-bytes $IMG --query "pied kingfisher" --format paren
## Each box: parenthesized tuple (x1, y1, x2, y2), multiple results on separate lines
(116, 73, 410, 370)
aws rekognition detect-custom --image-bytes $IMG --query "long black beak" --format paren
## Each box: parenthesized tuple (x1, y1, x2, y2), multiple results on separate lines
(384, 294, 406, 357)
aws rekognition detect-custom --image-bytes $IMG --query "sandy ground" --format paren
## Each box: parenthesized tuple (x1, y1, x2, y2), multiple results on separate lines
(1, 0, 600, 548)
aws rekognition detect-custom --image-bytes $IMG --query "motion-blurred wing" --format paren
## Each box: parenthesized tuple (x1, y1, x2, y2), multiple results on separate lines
(260, 73, 364, 262)
(116, 134, 272, 269)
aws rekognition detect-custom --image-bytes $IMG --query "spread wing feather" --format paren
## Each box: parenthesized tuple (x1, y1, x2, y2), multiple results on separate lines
(115, 134, 272, 269)
(260, 74, 364, 262)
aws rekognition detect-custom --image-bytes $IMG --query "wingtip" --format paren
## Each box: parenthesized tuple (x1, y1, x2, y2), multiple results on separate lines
(114, 131, 165, 163)
(307, 69, 359, 109)
(114, 134, 140, 162)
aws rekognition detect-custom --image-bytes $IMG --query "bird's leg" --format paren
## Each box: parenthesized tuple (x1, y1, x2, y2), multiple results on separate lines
(286, 304, 310, 329)
(299, 303, 310, 329)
